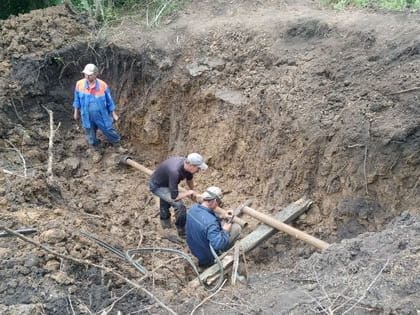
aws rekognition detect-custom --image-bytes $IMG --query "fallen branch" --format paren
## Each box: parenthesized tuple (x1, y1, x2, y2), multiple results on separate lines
(10, 99, 24, 124)
(313, 265, 332, 313)
(341, 259, 390, 315)
(0, 226, 177, 315)
(190, 279, 227, 315)
(5, 139, 27, 178)
(363, 121, 371, 196)
(68, 295, 76, 315)
(388, 86, 420, 95)
(42, 106, 60, 180)
(97, 288, 135, 315)
(363, 145, 369, 194)
(2, 168, 26, 178)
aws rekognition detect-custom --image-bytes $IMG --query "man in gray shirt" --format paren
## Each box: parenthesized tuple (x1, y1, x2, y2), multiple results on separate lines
(149, 153, 208, 237)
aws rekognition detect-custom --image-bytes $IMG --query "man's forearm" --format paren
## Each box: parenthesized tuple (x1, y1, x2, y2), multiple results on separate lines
(186, 180, 194, 190)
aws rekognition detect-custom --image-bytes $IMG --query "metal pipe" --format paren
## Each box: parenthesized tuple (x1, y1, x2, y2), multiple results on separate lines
(242, 206, 330, 250)
(119, 156, 248, 227)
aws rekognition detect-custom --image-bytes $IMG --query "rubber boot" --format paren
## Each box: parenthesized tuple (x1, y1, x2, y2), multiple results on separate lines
(160, 219, 172, 229)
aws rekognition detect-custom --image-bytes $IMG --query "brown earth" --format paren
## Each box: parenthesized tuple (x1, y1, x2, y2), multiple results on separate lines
(0, 1, 419, 314)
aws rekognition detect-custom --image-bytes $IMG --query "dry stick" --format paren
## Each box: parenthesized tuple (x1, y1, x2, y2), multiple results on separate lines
(363, 145, 368, 195)
(10, 99, 24, 124)
(78, 301, 94, 315)
(302, 290, 329, 315)
(0, 226, 177, 315)
(341, 259, 390, 315)
(231, 245, 240, 286)
(136, 257, 179, 285)
(97, 288, 135, 315)
(136, 229, 144, 248)
(5, 139, 27, 178)
(43, 106, 61, 179)
(312, 266, 333, 313)
(329, 283, 350, 312)
(388, 86, 420, 95)
(241, 252, 249, 280)
(152, 0, 173, 26)
(146, 1, 149, 26)
(127, 305, 153, 315)
(363, 121, 371, 196)
(2, 168, 26, 177)
(411, 176, 420, 197)
(190, 279, 227, 315)
(67, 295, 76, 315)
(208, 300, 246, 314)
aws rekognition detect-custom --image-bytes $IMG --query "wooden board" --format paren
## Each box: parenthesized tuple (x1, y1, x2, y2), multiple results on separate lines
(189, 196, 313, 287)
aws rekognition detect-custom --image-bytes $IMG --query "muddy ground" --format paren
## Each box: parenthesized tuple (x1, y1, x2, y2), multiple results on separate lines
(0, 1, 419, 314)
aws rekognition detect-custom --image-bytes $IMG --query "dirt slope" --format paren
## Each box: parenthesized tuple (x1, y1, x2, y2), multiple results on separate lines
(0, 1, 419, 314)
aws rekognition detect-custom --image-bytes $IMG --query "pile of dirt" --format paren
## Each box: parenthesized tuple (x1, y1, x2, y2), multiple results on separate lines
(197, 212, 420, 314)
(0, 1, 419, 314)
(0, 5, 93, 126)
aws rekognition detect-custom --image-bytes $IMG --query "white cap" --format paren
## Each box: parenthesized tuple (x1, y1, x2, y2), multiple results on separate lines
(186, 153, 208, 171)
(202, 186, 223, 201)
(82, 63, 98, 75)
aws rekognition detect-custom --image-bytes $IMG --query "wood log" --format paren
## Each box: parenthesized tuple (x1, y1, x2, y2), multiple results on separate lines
(189, 197, 315, 288)
(242, 206, 330, 250)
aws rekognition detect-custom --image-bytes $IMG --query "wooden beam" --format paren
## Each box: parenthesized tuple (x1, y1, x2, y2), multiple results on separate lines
(189, 197, 314, 288)
(241, 206, 330, 250)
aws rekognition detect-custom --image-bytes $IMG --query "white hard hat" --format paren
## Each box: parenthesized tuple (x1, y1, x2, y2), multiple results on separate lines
(82, 63, 98, 75)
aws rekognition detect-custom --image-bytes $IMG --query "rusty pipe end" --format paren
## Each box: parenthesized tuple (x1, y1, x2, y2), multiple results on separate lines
(118, 155, 132, 166)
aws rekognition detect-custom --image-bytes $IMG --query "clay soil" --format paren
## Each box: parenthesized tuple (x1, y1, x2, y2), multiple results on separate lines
(0, 1, 419, 314)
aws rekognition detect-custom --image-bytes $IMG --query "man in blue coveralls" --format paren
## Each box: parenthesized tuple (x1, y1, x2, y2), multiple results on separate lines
(73, 63, 125, 161)
(186, 186, 242, 268)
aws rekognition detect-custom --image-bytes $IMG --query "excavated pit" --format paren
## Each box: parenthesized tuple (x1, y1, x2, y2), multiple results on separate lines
(1, 2, 419, 314)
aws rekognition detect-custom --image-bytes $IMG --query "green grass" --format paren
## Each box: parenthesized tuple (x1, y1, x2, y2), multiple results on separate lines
(321, 0, 420, 10)
(70, 0, 190, 25)
(1, 0, 190, 25)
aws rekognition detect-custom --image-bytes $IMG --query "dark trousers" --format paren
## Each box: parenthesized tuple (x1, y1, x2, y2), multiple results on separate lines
(149, 181, 186, 228)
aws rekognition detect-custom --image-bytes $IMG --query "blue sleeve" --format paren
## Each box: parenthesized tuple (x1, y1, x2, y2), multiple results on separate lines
(207, 222, 230, 252)
(104, 87, 116, 113)
(73, 87, 80, 109)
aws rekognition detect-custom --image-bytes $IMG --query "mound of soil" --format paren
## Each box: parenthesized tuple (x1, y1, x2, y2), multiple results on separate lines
(1, 0, 419, 314)
(197, 213, 420, 314)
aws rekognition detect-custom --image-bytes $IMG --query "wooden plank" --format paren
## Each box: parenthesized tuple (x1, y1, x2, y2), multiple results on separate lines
(189, 197, 313, 288)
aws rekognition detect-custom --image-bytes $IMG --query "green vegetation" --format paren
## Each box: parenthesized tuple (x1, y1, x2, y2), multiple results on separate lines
(321, 0, 420, 10)
(0, 0, 190, 26)
(0, 0, 61, 19)
(76, 0, 190, 25)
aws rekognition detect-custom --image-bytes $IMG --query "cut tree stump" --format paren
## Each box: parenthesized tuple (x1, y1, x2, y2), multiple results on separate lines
(189, 196, 314, 288)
